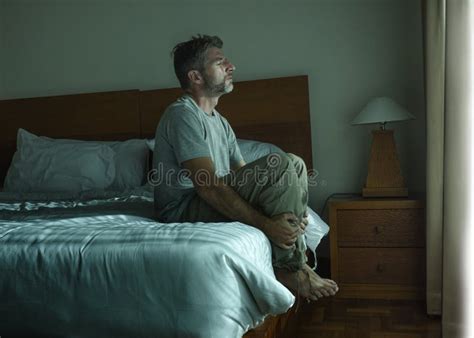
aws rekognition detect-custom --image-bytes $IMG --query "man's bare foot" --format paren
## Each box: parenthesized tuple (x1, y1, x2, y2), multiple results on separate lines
(275, 264, 339, 301)
(302, 264, 338, 299)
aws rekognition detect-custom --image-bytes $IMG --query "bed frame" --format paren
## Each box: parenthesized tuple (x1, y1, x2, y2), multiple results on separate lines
(0, 75, 312, 337)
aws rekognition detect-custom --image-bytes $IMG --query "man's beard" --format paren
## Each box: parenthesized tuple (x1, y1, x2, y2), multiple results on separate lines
(202, 73, 233, 96)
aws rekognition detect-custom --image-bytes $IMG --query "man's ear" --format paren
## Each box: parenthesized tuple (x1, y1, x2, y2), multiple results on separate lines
(188, 70, 203, 85)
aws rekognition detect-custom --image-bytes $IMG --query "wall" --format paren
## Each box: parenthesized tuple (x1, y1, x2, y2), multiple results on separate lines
(0, 0, 425, 220)
(0, 0, 5, 98)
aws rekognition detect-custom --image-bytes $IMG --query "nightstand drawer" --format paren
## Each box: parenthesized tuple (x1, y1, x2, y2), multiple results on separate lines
(338, 248, 425, 285)
(337, 208, 424, 247)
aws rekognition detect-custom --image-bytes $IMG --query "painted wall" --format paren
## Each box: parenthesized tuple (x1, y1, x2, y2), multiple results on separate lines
(0, 0, 5, 98)
(0, 0, 425, 219)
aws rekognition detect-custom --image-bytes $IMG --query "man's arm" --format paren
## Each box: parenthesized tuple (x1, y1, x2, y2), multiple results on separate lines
(231, 159, 246, 172)
(182, 157, 300, 249)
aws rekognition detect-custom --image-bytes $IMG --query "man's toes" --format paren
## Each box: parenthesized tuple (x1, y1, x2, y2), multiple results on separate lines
(320, 288, 331, 297)
(317, 279, 338, 296)
(321, 280, 335, 289)
(324, 279, 339, 291)
(323, 286, 335, 296)
(314, 290, 323, 299)
(324, 278, 337, 286)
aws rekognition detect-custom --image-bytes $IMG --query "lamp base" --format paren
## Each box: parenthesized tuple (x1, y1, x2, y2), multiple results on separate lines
(363, 129, 408, 198)
(363, 187, 408, 198)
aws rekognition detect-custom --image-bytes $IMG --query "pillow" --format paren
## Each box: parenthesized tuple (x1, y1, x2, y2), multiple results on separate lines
(146, 138, 155, 152)
(4, 129, 150, 192)
(237, 139, 284, 163)
(305, 207, 330, 267)
(4, 129, 116, 193)
(103, 139, 149, 190)
(39, 129, 149, 190)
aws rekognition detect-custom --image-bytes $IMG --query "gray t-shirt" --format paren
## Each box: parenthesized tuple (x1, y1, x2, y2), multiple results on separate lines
(153, 95, 243, 221)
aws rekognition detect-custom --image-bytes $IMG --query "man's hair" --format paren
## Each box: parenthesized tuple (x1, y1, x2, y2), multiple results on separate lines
(172, 34, 223, 90)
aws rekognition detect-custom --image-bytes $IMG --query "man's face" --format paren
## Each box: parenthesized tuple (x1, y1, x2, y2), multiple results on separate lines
(201, 47, 235, 97)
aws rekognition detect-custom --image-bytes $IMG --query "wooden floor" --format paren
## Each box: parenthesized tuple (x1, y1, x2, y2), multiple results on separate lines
(296, 298, 441, 338)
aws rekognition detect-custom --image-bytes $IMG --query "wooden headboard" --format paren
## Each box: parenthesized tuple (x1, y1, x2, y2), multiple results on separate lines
(0, 75, 312, 184)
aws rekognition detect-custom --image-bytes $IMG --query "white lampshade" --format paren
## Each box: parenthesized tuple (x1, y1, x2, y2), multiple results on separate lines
(351, 97, 415, 126)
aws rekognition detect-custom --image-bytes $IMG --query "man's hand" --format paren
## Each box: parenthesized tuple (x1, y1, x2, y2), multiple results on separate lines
(263, 213, 301, 250)
(299, 211, 309, 233)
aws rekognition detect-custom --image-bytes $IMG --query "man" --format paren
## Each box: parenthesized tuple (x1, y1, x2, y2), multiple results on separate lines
(153, 34, 338, 301)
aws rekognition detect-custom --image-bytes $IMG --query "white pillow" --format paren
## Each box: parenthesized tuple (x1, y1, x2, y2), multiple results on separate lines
(5, 129, 150, 192)
(4, 129, 116, 193)
(146, 138, 155, 151)
(103, 139, 149, 190)
(237, 139, 284, 163)
(305, 207, 330, 263)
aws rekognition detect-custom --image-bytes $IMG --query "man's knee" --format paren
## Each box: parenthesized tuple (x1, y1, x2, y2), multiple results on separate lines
(265, 152, 292, 170)
(286, 153, 304, 164)
(286, 153, 307, 172)
(263, 152, 309, 175)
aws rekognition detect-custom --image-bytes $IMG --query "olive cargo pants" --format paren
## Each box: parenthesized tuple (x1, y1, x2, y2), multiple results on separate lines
(178, 153, 308, 272)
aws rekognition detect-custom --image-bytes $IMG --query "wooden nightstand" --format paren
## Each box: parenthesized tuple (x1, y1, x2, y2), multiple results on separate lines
(329, 198, 425, 299)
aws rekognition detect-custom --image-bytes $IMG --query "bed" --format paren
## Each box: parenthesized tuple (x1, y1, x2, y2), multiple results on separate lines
(0, 75, 326, 338)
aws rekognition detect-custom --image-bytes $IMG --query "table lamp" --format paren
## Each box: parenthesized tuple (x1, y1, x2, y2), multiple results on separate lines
(352, 97, 415, 197)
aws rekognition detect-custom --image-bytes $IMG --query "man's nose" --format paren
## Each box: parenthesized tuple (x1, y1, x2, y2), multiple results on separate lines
(227, 62, 236, 72)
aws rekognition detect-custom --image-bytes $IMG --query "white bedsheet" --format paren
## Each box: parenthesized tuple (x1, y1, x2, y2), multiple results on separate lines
(0, 190, 294, 337)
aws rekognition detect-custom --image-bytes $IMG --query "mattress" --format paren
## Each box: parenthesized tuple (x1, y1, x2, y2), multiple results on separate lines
(0, 188, 295, 337)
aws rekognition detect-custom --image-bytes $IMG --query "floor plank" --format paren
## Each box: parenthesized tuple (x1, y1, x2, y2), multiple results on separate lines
(296, 298, 441, 338)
